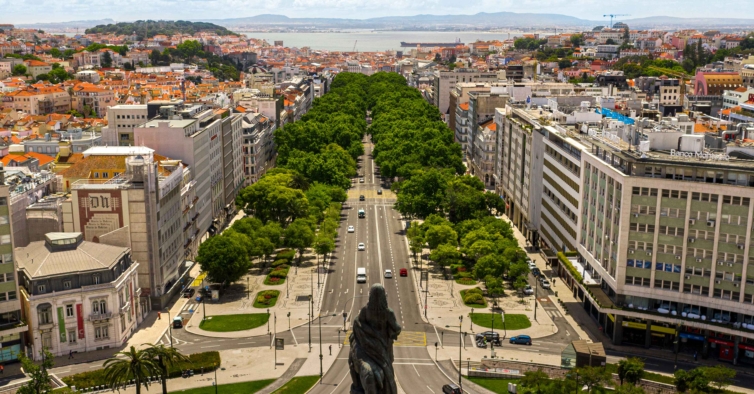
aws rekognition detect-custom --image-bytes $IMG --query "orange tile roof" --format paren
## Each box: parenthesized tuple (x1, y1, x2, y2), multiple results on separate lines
(1, 151, 55, 167)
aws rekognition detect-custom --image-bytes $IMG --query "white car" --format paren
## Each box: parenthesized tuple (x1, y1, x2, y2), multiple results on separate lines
(347, 225, 355, 233)
(523, 285, 534, 295)
(527, 260, 537, 270)
(541, 279, 551, 290)
(358, 242, 365, 251)
(384, 270, 393, 278)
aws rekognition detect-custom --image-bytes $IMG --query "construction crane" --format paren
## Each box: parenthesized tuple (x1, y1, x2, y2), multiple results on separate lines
(603, 14, 630, 28)
(353, 40, 357, 52)
(645, 66, 693, 107)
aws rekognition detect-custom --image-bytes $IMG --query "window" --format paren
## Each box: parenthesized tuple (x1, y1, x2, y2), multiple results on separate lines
(0, 235, 10, 245)
(38, 307, 52, 324)
(66, 304, 74, 318)
(38, 285, 46, 294)
(63, 280, 71, 290)
(68, 329, 76, 343)
(93, 275, 100, 285)
(8, 291, 16, 300)
(95, 326, 109, 339)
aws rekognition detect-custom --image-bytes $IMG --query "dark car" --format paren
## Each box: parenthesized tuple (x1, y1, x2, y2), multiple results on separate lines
(531, 267, 541, 277)
(475, 331, 501, 345)
(359, 195, 365, 201)
(442, 383, 462, 394)
(510, 335, 532, 345)
(183, 288, 195, 298)
(377, 189, 383, 195)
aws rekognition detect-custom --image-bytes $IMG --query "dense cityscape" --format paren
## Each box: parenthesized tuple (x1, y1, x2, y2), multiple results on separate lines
(0, 9, 753, 394)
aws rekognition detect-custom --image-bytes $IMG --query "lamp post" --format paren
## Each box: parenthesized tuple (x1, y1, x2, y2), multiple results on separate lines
(491, 309, 495, 358)
(318, 311, 323, 383)
(214, 363, 218, 394)
(470, 308, 474, 332)
(287, 312, 291, 331)
(267, 308, 270, 334)
(534, 277, 538, 321)
(247, 276, 249, 299)
(459, 316, 463, 391)
(502, 310, 507, 339)
(308, 295, 312, 353)
(166, 308, 174, 348)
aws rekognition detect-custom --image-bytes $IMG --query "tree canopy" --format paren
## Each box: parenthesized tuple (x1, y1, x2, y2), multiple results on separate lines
(85, 20, 238, 40)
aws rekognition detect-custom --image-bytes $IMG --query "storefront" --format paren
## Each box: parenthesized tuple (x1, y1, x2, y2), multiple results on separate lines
(708, 338, 735, 362)
(620, 320, 676, 349)
(738, 343, 754, 366)
(679, 331, 705, 354)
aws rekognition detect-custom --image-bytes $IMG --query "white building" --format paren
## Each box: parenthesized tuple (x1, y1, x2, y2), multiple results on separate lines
(102, 105, 148, 146)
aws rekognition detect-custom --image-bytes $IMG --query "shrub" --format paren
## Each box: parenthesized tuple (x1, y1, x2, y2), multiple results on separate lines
(269, 267, 289, 279)
(271, 259, 289, 268)
(457, 271, 472, 279)
(277, 249, 296, 262)
(464, 293, 484, 305)
(465, 287, 483, 296)
(63, 351, 221, 389)
(456, 278, 476, 285)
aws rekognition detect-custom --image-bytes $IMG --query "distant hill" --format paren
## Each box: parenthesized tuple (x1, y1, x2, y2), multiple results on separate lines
(85, 20, 238, 39)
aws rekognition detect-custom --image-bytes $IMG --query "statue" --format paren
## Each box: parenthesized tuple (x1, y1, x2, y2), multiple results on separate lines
(348, 283, 402, 394)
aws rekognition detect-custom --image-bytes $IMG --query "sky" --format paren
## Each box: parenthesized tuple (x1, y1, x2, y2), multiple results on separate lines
(2, 0, 752, 24)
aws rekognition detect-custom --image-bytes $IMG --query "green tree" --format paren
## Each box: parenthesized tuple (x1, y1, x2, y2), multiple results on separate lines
(16, 348, 53, 394)
(284, 218, 315, 267)
(177, 40, 202, 60)
(35, 73, 49, 81)
(617, 357, 645, 386)
(570, 34, 584, 47)
(615, 384, 646, 394)
(102, 51, 113, 68)
(12, 64, 27, 76)
(196, 234, 251, 285)
(49, 48, 61, 58)
(572, 366, 611, 393)
(520, 369, 549, 394)
(429, 243, 462, 267)
(407, 222, 424, 266)
(474, 254, 505, 281)
(143, 344, 189, 394)
(104, 346, 159, 394)
(675, 368, 708, 393)
(236, 172, 310, 227)
(424, 224, 458, 250)
(314, 233, 335, 267)
(63, 49, 75, 58)
(703, 365, 736, 392)
(606, 38, 617, 45)
(514, 276, 528, 299)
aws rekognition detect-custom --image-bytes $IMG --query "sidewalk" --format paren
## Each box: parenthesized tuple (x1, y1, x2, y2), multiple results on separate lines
(184, 263, 328, 338)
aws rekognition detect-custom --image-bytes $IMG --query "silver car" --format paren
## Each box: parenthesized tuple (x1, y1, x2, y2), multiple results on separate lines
(384, 270, 393, 278)
(541, 279, 551, 290)
(523, 285, 534, 295)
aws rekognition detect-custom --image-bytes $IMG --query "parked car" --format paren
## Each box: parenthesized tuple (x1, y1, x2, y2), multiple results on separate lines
(528, 260, 537, 270)
(541, 279, 551, 289)
(399, 268, 408, 277)
(384, 270, 393, 278)
(359, 195, 365, 201)
(510, 335, 532, 345)
(531, 267, 541, 277)
(348, 225, 355, 233)
(475, 331, 501, 345)
(358, 242, 365, 251)
(183, 288, 195, 298)
(442, 384, 462, 394)
(523, 285, 534, 295)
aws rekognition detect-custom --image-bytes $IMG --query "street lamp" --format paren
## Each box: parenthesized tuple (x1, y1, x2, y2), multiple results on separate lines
(502, 310, 507, 339)
(318, 311, 323, 383)
(308, 295, 312, 353)
(470, 308, 474, 332)
(490, 309, 495, 358)
(247, 276, 250, 299)
(287, 311, 291, 331)
(459, 316, 463, 391)
(267, 308, 270, 334)
(214, 363, 218, 394)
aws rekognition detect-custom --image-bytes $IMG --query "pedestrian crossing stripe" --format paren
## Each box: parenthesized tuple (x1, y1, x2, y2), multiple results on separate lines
(341, 330, 426, 347)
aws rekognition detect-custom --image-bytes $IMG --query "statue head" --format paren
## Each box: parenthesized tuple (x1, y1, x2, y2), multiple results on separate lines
(366, 283, 389, 328)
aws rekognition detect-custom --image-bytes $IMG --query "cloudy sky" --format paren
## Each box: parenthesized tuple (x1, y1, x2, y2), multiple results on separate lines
(3, 0, 751, 24)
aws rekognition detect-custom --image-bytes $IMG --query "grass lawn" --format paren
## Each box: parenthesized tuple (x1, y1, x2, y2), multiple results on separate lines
(272, 375, 320, 393)
(253, 290, 280, 308)
(468, 377, 524, 392)
(199, 313, 270, 332)
(460, 289, 487, 308)
(172, 379, 276, 394)
(470, 313, 531, 330)
(456, 277, 477, 285)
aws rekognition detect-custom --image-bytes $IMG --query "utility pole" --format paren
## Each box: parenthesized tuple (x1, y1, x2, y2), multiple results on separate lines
(491, 310, 495, 358)
(166, 309, 174, 348)
(319, 310, 323, 383)
(308, 295, 312, 352)
(459, 316, 463, 391)
(534, 278, 538, 321)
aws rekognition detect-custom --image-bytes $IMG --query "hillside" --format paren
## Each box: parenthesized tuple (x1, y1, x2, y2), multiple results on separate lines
(85, 20, 237, 39)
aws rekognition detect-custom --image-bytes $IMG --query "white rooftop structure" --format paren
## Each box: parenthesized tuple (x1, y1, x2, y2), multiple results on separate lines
(83, 146, 155, 157)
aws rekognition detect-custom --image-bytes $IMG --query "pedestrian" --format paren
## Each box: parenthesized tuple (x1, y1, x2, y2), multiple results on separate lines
(329, 345, 332, 355)
(694, 351, 698, 361)
(68, 350, 73, 359)
(1, 364, 4, 374)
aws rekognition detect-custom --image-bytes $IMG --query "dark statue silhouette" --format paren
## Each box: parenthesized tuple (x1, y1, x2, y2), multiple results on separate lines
(348, 283, 402, 394)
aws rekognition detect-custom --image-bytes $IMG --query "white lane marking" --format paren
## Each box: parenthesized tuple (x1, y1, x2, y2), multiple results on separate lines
(427, 386, 435, 393)
(413, 364, 421, 376)
(330, 370, 351, 394)
(201, 345, 220, 348)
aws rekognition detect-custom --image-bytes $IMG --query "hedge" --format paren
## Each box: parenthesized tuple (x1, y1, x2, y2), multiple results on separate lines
(557, 252, 583, 283)
(271, 259, 289, 268)
(456, 278, 476, 285)
(277, 249, 296, 262)
(63, 351, 221, 390)
(254, 290, 280, 308)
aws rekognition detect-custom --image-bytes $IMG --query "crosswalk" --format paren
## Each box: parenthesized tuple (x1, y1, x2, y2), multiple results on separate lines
(545, 309, 563, 319)
(340, 330, 427, 347)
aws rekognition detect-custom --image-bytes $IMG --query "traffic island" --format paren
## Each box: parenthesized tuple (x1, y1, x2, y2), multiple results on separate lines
(460, 288, 488, 308)
(199, 313, 270, 332)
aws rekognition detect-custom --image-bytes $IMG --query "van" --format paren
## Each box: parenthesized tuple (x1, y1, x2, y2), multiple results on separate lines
(173, 316, 183, 329)
(357, 267, 367, 283)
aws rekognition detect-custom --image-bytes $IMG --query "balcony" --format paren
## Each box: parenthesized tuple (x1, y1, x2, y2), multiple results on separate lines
(89, 312, 112, 321)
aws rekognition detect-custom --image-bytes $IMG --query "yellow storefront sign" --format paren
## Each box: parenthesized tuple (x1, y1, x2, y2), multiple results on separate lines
(607, 313, 615, 322)
(651, 325, 676, 335)
(621, 321, 676, 334)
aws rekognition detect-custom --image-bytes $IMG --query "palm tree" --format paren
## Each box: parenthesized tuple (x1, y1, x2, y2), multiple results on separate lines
(144, 344, 190, 394)
(103, 346, 159, 394)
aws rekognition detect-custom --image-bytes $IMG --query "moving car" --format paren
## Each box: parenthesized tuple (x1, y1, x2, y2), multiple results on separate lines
(183, 288, 195, 298)
(359, 178, 365, 183)
(541, 279, 551, 289)
(399, 268, 408, 277)
(358, 208, 365, 218)
(173, 316, 184, 328)
(357, 267, 367, 283)
(523, 285, 534, 295)
(509, 335, 532, 345)
(475, 331, 501, 345)
(442, 384, 462, 394)
(358, 242, 365, 251)
(359, 195, 365, 201)
(377, 189, 383, 195)
(384, 269, 393, 278)
(347, 225, 355, 233)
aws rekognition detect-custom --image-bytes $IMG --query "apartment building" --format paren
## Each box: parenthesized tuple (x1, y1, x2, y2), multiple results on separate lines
(432, 69, 503, 115)
(61, 148, 188, 309)
(2, 86, 71, 115)
(240, 112, 276, 186)
(17, 232, 141, 360)
(552, 121, 754, 365)
(466, 89, 509, 161)
(71, 83, 115, 118)
(449, 83, 490, 140)
(469, 119, 497, 189)
(102, 105, 149, 146)
(0, 171, 26, 363)
(220, 111, 244, 216)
